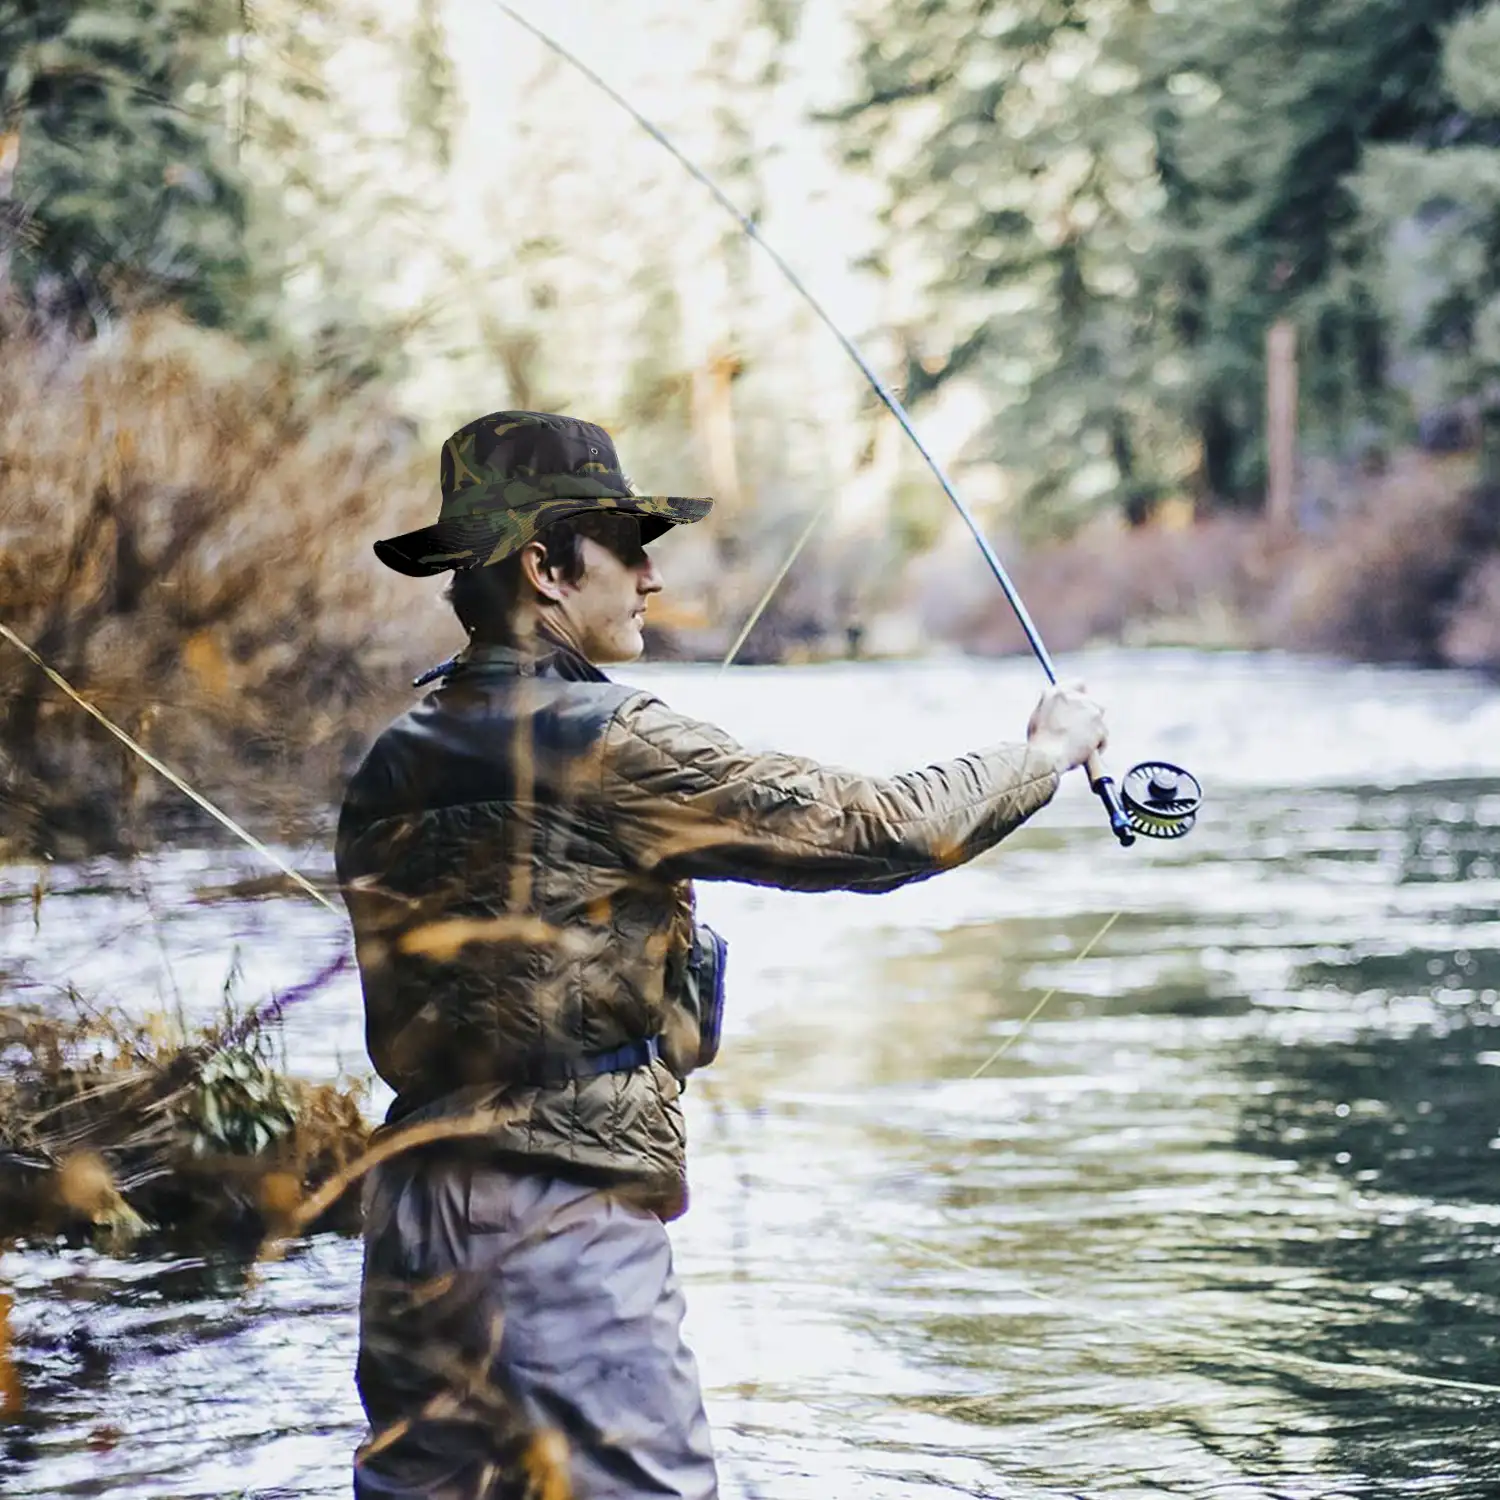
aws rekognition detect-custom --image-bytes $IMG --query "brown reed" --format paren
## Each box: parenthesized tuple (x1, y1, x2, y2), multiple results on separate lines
(0, 310, 446, 858)
(0, 991, 370, 1249)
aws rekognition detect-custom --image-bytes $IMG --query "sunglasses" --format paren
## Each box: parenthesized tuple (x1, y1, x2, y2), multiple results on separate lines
(568, 511, 647, 563)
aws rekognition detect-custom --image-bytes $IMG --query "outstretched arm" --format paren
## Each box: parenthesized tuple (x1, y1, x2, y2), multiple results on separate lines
(600, 684, 1103, 892)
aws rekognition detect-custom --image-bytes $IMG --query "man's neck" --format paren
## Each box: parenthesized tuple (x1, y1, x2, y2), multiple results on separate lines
(507, 606, 588, 664)
(533, 617, 589, 662)
(465, 622, 608, 682)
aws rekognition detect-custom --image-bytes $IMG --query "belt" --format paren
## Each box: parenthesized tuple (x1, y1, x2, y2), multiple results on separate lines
(386, 1038, 665, 1127)
(511, 1035, 661, 1088)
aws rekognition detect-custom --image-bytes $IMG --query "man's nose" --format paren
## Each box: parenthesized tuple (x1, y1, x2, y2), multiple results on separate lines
(638, 554, 664, 593)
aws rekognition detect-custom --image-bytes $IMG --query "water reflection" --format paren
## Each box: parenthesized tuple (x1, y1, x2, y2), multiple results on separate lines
(1225, 785, 1500, 1491)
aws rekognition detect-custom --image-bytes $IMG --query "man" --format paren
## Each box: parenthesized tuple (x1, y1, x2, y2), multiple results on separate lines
(336, 410, 1107, 1500)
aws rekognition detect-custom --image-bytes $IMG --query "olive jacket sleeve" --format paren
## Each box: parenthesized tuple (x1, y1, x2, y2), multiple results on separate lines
(599, 692, 1061, 893)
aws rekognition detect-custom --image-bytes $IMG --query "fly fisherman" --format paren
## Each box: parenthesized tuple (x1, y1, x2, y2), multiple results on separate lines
(335, 410, 1109, 1500)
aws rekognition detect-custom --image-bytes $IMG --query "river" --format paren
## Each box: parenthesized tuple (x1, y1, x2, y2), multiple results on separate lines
(2, 649, 1498, 1497)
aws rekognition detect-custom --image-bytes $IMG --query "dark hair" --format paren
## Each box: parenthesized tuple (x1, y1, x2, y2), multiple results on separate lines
(443, 512, 645, 643)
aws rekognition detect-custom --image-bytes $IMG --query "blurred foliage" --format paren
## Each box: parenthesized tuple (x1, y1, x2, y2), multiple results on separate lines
(0, 979, 369, 1248)
(403, 0, 457, 170)
(228, 0, 466, 389)
(0, 0, 479, 856)
(0, 310, 433, 856)
(0, 0, 459, 377)
(1356, 3, 1500, 473)
(0, 0, 250, 330)
(837, 0, 1493, 531)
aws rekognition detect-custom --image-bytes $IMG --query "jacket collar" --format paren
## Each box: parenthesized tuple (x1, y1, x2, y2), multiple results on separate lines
(447, 629, 611, 684)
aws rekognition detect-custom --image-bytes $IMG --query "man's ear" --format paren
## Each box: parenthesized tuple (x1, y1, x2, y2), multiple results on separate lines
(519, 541, 565, 604)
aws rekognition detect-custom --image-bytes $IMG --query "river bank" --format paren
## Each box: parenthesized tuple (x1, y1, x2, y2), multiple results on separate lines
(680, 449, 1500, 671)
(0, 970, 369, 1254)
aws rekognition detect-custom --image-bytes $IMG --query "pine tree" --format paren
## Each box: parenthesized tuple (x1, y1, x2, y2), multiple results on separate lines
(837, 0, 1184, 535)
(1144, 0, 1483, 501)
(837, 0, 1489, 527)
(0, 0, 249, 330)
(1355, 3, 1500, 471)
(0, 0, 462, 365)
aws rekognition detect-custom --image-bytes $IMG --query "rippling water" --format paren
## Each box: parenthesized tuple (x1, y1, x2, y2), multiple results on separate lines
(3, 650, 1498, 1497)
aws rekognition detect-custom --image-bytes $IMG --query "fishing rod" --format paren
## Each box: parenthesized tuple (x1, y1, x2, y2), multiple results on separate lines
(491, 0, 1201, 848)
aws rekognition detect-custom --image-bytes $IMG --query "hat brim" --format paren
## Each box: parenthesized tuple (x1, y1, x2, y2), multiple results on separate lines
(374, 494, 714, 578)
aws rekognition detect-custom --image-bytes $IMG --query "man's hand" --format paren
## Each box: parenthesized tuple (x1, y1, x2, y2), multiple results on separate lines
(1026, 681, 1108, 775)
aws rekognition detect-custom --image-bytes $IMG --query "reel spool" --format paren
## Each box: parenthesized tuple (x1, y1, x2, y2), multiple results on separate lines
(1118, 761, 1202, 841)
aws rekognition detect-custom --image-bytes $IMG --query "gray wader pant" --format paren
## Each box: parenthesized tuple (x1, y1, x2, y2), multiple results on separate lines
(353, 1153, 718, 1500)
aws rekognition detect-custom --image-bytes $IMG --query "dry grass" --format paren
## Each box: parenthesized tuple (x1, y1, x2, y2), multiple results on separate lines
(0, 311, 446, 858)
(0, 990, 369, 1249)
(1260, 455, 1500, 668)
(927, 510, 1271, 656)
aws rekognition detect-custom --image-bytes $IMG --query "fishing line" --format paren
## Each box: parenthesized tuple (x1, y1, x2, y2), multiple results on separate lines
(0, 621, 348, 1064)
(969, 909, 1122, 1080)
(0, 622, 336, 917)
(718, 498, 835, 673)
(488, 0, 1203, 851)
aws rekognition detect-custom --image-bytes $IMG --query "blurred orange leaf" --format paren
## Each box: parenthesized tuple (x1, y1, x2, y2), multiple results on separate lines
(0, 1291, 23, 1419)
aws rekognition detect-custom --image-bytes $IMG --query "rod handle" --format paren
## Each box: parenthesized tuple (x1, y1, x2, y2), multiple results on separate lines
(1086, 752, 1136, 848)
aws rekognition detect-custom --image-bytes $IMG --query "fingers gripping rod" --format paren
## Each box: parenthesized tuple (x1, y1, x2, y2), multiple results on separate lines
(492, 2, 1166, 847)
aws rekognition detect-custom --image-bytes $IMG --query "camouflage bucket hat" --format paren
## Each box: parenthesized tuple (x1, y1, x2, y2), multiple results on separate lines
(374, 411, 714, 577)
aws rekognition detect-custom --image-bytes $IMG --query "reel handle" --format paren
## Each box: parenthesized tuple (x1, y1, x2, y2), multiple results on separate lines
(1086, 751, 1137, 848)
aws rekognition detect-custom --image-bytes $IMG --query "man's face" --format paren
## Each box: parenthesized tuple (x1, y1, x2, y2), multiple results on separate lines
(549, 516, 663, 664)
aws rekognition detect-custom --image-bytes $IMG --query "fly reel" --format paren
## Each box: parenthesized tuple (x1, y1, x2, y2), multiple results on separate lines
(1091, 760, 1202, 847)
(1120, 762, 1201, 840)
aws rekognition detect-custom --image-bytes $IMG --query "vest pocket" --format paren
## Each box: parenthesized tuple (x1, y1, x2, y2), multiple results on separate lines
(687, 922, 728, 1070)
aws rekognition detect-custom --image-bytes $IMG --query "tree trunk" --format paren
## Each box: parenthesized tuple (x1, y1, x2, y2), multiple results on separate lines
(691, 350, 744, 559)
(1480, 405, 1500, 488)
(0, 128, 20, 303)
(1266, 319, 1299, 530)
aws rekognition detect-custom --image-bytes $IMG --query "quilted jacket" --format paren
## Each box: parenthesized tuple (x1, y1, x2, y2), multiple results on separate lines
(335, 637, 1061, 1217)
